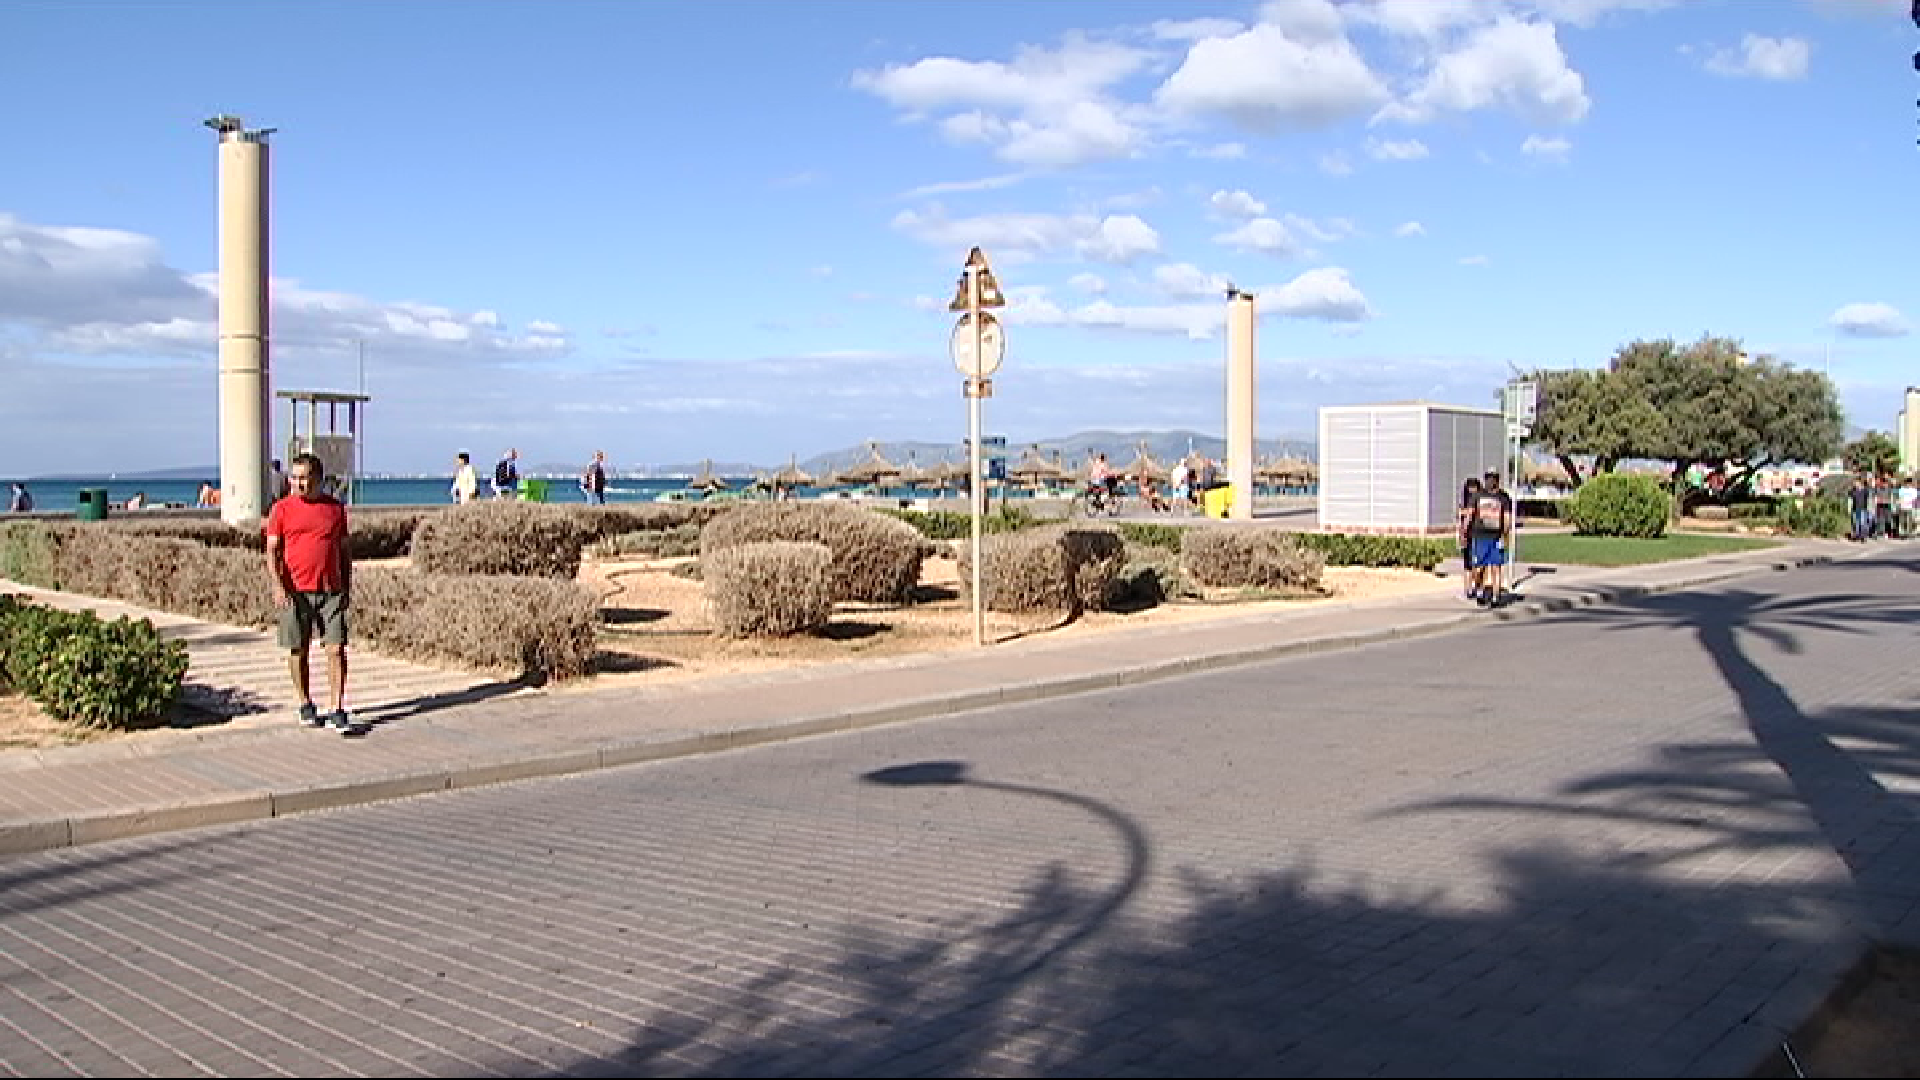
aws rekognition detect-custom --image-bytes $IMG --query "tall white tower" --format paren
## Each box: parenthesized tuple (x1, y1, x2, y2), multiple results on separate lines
(1225, 288, 1257, 521)
(206, 115, 274, 529)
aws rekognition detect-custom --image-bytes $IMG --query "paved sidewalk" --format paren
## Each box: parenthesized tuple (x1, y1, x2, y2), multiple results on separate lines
(0, 537, 1860, 858)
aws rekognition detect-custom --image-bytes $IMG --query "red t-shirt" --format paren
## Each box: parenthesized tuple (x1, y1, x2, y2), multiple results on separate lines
(265, 494, 349, 592)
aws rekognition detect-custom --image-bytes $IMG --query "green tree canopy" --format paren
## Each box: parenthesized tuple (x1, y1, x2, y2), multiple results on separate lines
(1843, 430, 1899, 476)
(1528, 335, 1842, 497)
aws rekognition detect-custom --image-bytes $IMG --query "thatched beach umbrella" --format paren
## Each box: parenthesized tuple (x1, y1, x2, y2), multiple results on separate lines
(687, 459, 729, 492)
(1006, 444, 1071, 490)
(1257, 455, 1317, 484)
(896, 452, 937, 490)
(929, 455, 972, 493)
(772, 453, 815, 489)
(1123, 442, 1168, 484)
(828, 442, 902, 488)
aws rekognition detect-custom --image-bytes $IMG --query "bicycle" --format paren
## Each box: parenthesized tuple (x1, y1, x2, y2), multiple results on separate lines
(1074, 482, 1120, 518)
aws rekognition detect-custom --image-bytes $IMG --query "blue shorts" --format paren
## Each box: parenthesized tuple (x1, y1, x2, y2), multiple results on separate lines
(1470, 534, 1507, 568)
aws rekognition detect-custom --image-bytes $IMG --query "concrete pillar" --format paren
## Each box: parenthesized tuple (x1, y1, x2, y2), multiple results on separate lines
(1902, 387, 1920, 476)
(1226, 289, 1256, 521)
(207, 115, 272, 529)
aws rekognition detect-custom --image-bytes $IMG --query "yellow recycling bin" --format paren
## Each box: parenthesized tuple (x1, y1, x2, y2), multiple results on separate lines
(1202, 484, 1234, 519)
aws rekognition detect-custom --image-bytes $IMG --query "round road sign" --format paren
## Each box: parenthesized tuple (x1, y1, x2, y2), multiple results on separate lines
(950, 312, 1006, 379)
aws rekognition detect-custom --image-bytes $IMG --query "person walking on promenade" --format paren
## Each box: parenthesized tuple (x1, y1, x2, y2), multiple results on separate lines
(1849, 474, 1872, 542)
(265, 452, 363, 736)
(1898, 475, 1918, 539)
(492, 448, 520, 500)
(1466, 470, 1512, 607)
(451, 451, 478, 504)
(580, 450, 608, 505)
(8, 482, 32, 513)
(1457, 475, 1483, 600)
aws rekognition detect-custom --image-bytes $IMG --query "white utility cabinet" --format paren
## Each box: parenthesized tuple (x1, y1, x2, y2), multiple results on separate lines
(1317, 401, 1505, 535)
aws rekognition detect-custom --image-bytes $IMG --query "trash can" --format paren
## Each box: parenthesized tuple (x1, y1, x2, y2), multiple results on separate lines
(76, 487, 109, 521)
(519, 477, 550, 503)
(1203, 483, 1234, 519)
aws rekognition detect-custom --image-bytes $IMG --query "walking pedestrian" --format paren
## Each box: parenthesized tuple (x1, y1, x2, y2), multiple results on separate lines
(1849, 474, 1872, 542)
(8, 482, 32, 513)
(1467, 470, 1512, 607)
(265, 452, 364, 736)
(1457, 475, 1483, 599)
(451, 451, 478, 504)
(491, 448, 520, 500)
(580, 450, 608, 505)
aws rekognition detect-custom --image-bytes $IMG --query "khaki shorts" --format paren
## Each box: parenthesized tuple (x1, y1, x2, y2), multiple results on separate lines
(279, 591, 349, 650)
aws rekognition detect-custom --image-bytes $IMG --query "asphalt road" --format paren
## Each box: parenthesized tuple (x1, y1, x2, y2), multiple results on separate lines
(2, 547, 1918, 1077)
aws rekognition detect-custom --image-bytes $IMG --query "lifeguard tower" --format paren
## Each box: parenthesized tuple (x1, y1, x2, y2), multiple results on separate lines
(278, 390, 369, 503)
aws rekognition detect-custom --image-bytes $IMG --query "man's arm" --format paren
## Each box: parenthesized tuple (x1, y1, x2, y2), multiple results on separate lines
(265, 533, 293, 606)
(336, 511, 353, 600)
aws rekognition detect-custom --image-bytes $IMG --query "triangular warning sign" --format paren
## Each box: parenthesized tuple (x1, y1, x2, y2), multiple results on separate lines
(948, 247, 1006, 309)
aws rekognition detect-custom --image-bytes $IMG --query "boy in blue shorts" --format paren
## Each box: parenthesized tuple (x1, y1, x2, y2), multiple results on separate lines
(1466, 470, 1512, 607)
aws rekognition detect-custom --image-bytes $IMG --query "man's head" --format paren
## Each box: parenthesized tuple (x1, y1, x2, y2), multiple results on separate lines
(1484, 470, 1502, 490)
(457, 451, 470, 464)
(287, 453, 326, 501)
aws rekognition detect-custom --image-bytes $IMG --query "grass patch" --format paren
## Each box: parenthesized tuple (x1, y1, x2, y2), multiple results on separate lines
(1514, 531, 1784, 567)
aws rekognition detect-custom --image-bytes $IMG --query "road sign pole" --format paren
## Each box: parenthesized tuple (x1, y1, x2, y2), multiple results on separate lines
(968, 266, 985, 648)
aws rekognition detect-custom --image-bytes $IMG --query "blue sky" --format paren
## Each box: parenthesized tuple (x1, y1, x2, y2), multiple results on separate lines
(2, 0, 1913, 475)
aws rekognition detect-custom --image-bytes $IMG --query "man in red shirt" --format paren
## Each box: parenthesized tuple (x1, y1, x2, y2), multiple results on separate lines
(264, 453, 362, 735)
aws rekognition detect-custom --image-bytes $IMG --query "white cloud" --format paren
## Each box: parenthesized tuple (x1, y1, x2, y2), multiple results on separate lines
(1212, 217, 1303, 258)
(1520, 134, 1571, 160)
(852, 37, 1152, 168)
(1366, 136, 1430, 161)
(1153, 262, 1231, 299)
(1829, 302, 1910, 338)
(1208, 189, 1268, 219)
(1151, 17, 1244, 41)
(1704, 35, 1810, 80)
(899, 173, 1028, 199)
(1318, 151, 1354, 176)
(1155, 14, 1390, 131)
(1068, 272, 1107, 295)
(1523, 0, 1678, 27)
(1377, 17, 1590, 125)
(891, 204, 1161, 264)
(1078, 214, 1162, 263)
(1344, 0, 1491, 39)
(1394, 221, 1427, 237)
(1191, 141, 1248, 159)
(1262, 267, 1373, 321)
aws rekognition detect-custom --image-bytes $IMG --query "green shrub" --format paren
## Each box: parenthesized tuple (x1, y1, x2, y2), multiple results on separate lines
(1117, 521, 1187, 552)
(1565, 473, 1669, 538)
(0, 595, 186, 730)
(878, 504, 1039, 540)
(1291, 532, 1452, 570)
(1775, 494, 1849, 538)
(1180, 526, 1325, 591)
(410, 501, 587, 579)
(1109, 544, 1193, 608)
(703, 541, 835, 638)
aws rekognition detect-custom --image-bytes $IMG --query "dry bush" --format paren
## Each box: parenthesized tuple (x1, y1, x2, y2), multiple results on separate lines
(703, 541, 834, 639)
(101, 509, 425, 560)
(555, 502, 725, 543)
(351, 567, 600, 682)
(410, 501, 587, 579)
(591, 522, 702, 559)
(700, 502, 935, 605)
(1180, 525, 1326, 591)
(1048, 522, 1127, 613)
(954, 529, 1071, 613)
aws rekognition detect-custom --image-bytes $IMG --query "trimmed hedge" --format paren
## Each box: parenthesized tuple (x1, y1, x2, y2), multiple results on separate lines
(703, 541, 835, 638)
(701, 502, 936, 605)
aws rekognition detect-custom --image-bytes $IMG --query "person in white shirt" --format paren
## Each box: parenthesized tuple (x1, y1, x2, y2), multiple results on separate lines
(451, 451, 479, 504)
(1897, 477, 1917, 539)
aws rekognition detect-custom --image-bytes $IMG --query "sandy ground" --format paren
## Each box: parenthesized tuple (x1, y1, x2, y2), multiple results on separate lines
(563, 553, 1451, 692)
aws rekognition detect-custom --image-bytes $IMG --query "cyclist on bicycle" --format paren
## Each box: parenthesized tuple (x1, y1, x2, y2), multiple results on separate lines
(1086, 453, 1120, 515)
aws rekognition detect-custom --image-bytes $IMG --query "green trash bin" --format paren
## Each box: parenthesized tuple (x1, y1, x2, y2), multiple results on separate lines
(76, 487, 109, 521)
(519, 477, 550, 503)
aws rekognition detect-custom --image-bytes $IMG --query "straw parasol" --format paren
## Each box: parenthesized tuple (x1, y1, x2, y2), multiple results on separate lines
(928, 454, 972, 492)
(1006, 444, 1071, 490)
(686, 458, 729, 492)
(772, 453, 815, 489)
(828, 441, 903, 488)
(1256, 455, 1317, 484)
(1123, 441, 1168, 484)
